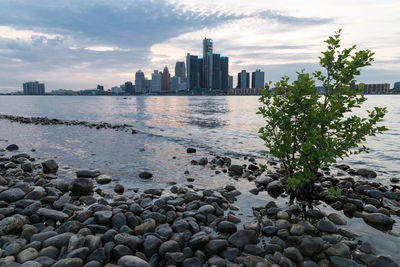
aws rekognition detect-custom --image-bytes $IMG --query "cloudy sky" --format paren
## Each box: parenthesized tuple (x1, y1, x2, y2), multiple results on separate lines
(0, 0, 399, 92)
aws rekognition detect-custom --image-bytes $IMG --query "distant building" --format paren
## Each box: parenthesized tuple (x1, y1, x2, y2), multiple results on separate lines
(175, 62, 186, 83)
(198, 58, 204, 88)
(237, 70, 249, 89)
(23, 81, 45, 95)
(151, 70, 162, 93)
(145, 79, 151, 93)
(203, 38, 213, 89)
(161, 66, 170, 92)
(394, 82, 400, 90)
(352, 83, 390, 94)
(212, 53, 221, 90)
(251, 69, 265, 89)
(97, 85, 104, 91)
(228, 75, 233, 89)
(186, 53, 199, 90)
(111, 86, 123, 94)
(125, 81, 134, 94)
(135, 70, 145, 94)
(220, 57, 229, 90)
(170, 76, 180, 92)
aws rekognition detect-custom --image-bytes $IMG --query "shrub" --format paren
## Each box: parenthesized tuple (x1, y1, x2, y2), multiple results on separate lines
(258, 30, 387, 204)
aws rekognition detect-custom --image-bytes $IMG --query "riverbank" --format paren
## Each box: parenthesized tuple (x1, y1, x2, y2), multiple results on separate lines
(0, 142, 399, 266)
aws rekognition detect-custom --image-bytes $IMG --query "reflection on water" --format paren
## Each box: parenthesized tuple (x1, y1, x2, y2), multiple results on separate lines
(185, 97, 229, 128)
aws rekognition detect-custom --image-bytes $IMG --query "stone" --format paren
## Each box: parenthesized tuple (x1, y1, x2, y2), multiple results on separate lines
(114, 233, 141, 251)
(198, 205, 215, 214)
(198, 158, 208, 165)
(217, 221, 237, 233)
(306, 209, 325, 219)
(228, 229, 258, 249)
(39, 246, 59, 259)
(53, 258, 84, 267)
(390, 177, 399, 183)
(328, 213, 347, 225)
(94, 210, 112, 224)
(165, 252, 185, 265)
(0, 216, 24, 235)
(159, 240, 180, 257)
(267, 180, 284, 191)
(114, 184, 124, 194)
(284, 247, 303, 262)
(298, 237, 324, 256)
(330, 256, 358, 267)
(76, 169, 100, 178)
(172, 219, 189, 232)
(6, 144, 19, 151)
(277, 211, 290, 220)
(139, 172, 152, 179)
(37, 208, 69, 221)
(188, 234, 209, 250)
(135, 219, 156, 235)
(143, 235, 162, 257)
(243, 244, 264, 257)
(290, 224, 305, 236)
(186, 148, 196, 153)
(35, 256, 56, 267)
(205, 239, 228, 255)
(325, 243, 350, 258)
(20, 261, 42, 267)
(338, 228, 359, 238)
(113, 244, 133, 258)
(95, 175, 112, 184)
(360, 242, 376, 254)
(183, 257, 202, 267)
(316, 220, 337, 233)
(112, 213, 126, 229)
(0, 188, 26, 202)
(356, 168, 377, 178)
(363, 213, 395, 228)
(67, 247, 90, 260)
(70, 178, 93, 196)
(43, 233, 73, 248)
(16, 248, 39, 263)
(21, 162, 33, 172)
(371, 255, 398, 267)
(41, 160, 58, 173)
(229, 165, 243, 175)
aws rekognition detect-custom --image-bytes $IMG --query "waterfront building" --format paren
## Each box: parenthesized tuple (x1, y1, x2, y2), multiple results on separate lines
(151, 70, 162, 93)
(203, 38, 213, 89)
(186, 53, 199, 90)
(175, 62, 186, 83)
(237, 70, 250, 89)
(394, 82, 400, 90)
(23, 81, 45, 95)
(97, 85, 104, 91)
(111, 86, 123, 94)
(212, 53, 221, 90)
(221, 57, 229, 90)
(228, 75, 233, 89)
(170, 76, 180, 92)
(198, 58, 204, 88)
(135, 70, 145, 94)
(124, 81, 134, 94)
(251, 69, 265, 89)
(352, 83, 391, 94)
(161, 66, 170, 92)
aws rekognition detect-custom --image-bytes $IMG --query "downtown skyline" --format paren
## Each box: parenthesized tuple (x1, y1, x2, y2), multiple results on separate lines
(0, 0, 399, 93)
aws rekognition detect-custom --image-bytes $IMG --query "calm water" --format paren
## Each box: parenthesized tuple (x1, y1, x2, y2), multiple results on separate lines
(0, 95, 399, 261)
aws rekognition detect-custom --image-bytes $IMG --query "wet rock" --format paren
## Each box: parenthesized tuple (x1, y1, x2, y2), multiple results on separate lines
(53, 258, 84, 267)
(94, 211, 112, 224)
(343, 203, 357, 213)
(37, 208, 69, 221)
(316, 220, 337, 233)
(244, 244, 264, 257)
(0, 188, 26, 202)
(338, 228, 358, 238)
(21, 162, 33, 172)
(228, 229, 258, 249)
(36, 256, 56, 267)
(327, 213, 347, 225)
(228, 165, 243, 175)
(70, 178, 93, 196)
(365, 190, 383, 199)
(198, 158, 208, 166)
(114, 233, 141, 251)
(306, 209, 325, 219)
(186, 148, 196, 153)
(283, 247, 303, 262)
(76, 169, 100, 178)
(39, 246, 59, 259)
(114, 184, 124, 194)
(143, 235, 162, 257)
(20, 261, 42, 267)
(95, 175, 112, 184)
(217, 221, 237, 233)
(41, 159, 58, 174)
(112, 244, 133, 258)
(363, 213, 395, 228)
(67, 247, 90, 260)
(6, 144, 19, 151)
(139, 172, 152, 179)
(330, 256, 358, 267)
(43, 233, 73, 248)
(135, 219, 156, 235)
(188, 233, 209, 250)
(298, 237, 324, 256)
(159, 240, 180, 257)
(371, 255, 398, 267)
(325, 243, 350, 257)
(183, 257, 201, 267)
(205, 239, 228, 255)
(356, 168, 377, 178)
(267, 180, 284, 191)
(263, 226, 278, 236)
(198, 205, 215, 214)
(290, 224, 305, 236)
(16, 248, 38, 263)
(390, 177, 399, 183)
(0, 216, 24, 235)
(360, 242, 376, 254)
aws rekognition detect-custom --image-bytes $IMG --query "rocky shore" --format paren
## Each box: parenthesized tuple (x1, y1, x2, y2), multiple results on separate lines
(0, 144, 399, 267)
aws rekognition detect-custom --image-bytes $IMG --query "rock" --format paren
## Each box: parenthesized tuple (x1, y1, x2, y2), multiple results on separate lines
(328, 213, 347, 225)
(113, 244, 133, 258)
(94, 211, 113, 224)
(0, 216, 23, 235)
(277, 211, 290, 220)
(298, 237, 324, 256)
(6, 144, 19, 151)
(70, 178, 93, 196)
(186, 148, 196, 153)
(205, 239, 228, 255)
(0, 188, 26, 202)
(371, 255, 398, 267)
(263, 226, 278, 236)
(67, 247, 90, 260)
(217, 221, 237, 233)
(325, 243, 350, 257)
(53, 258, 84, 267)
(229, 165, 243, 175)
(267, 180, 284, 191)
(363, 213, 395, 228)
(41, 160, 58, 173)
(306, 209, 325, 219)
(356, 168, 377, 178)
(172, 219, 189, 232)
(114, 233, 141, 251)
(343, 203, 357, 213)
(21, 162, 33, 172)
(183, 257, 202, 267)
(290, 224, 305, 236)
(135, 219, 156, 235)
(139, 172, 152, 179)
(16, 248, 38, 263)
(159, 240, 180, 257)
(76, 169, 100, 178)
(365, 190, 383, 199)
(20, 261, 42, 267)
(37, 208, 69, 221)
(390, 177, 399, 183)
(198, 158, 208, 165)
(360, 242, 376, 254)
(284, 247, 303, 262)
(330, 256, 358, 267)
(35, 256, 56, 267)
(95, 175, 112, 184)
(338, 228, 358, 238)
(143, 235, 162, 257)
(198, 205, 215, 214)
(188, 233, 209, 250)
(39, 246, 59, 259)
(316, 220, 337, 233)
(243, 244, 264, 257)
(228, 229, 258, 249)
(114, 184, 124, 194)
(43, 233, 73, 248)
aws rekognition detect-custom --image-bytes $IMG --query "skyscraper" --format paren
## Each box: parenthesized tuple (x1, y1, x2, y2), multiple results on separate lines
(251, 69, 265, 89)
(228, 75, 233, 89)
(135, 70, 145, 93)
(125, 81, 134, 94)
(170, 76, 180, 92)
(175, 62, 186, 83)
(151, 70, 162, 93)
(161, 66, 170, 92)
(23, 81, 45, 95)
(212, 53, 221, 90)
(198, 58, 204, 88)
(238, 70, 249, 88)
(203, 38, 213, 89)
(186, 53, 199, 90)
(220, 56, 229, 90)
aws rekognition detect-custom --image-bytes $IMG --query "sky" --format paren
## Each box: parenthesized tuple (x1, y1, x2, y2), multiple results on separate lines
(0, 0, 399, 92)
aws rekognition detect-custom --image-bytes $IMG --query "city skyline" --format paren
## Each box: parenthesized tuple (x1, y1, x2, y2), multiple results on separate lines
(0, 0, 399, 93)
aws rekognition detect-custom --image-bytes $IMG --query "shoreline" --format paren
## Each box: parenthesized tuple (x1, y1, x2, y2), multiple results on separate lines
(0, 142, 399, 266)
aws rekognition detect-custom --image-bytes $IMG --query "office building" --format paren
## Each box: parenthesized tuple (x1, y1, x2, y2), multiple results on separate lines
(161, 66, 170, 92)
(175, 62, 186, 83)
(186, 53, 199, 90)
(135, 70, 145, 93)
(238, 70, 250, 89)
(198, 58, 204, 88)
(221, 57, 229, 90)
(212, 53, 221, 90)
(125, 81, 134, 94)
(203, 38, 213, 89)
(252, 69, 265, 89)
(170, 76, 180, 92)
(23, 81, 45, 95)
(228, 75, 233, 89)
(394, 82, 400, 90)
(151, 70, 162, 93)
(97, 85, 104, 91)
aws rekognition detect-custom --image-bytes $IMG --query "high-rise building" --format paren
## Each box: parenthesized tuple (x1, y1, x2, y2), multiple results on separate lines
(23, 81, 45, 95)
(220, 57, 229, 90)
(135, 70, 145, 94)
(212, 53, 221, 90)
(125, 81, 134, 94)
(186, 53, 199, 90)
(151, 70, 162, 93)
(228, 75, 233, 89)
(251, 69, 265, 89)
(203, 38, 213, 89)
(238, 70, 249, 89)
(198, 58, 204, 88)
(97, 85, 104, 91)
(394, 82, 400, 90)
(175, 62, 186, 83)
(170, 76, 180, 92)
(161, 66, 170, 92)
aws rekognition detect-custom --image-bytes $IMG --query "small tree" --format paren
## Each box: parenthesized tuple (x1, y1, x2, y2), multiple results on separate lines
(258, 30, 387, 205)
